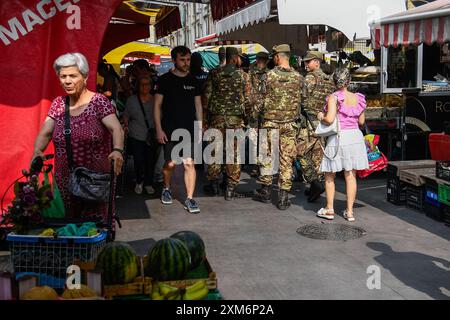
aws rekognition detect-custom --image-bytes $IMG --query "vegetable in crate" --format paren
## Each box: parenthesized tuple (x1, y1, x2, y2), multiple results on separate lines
(95, 242, 139, 285)
(21, 286, 59, 300)
(170, 231, 206, 270)
(145, 238, 191, 281)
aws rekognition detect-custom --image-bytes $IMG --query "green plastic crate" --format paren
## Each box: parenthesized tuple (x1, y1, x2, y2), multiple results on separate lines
(438, 184, 450, 206)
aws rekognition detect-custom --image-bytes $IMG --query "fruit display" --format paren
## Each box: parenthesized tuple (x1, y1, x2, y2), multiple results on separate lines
(151, 280, 209, 300)
(170, 231, 206, 270)
(21, 286, 59, 300)
(61, 284, 98, 299)
(95, 242, 139, 285)
(145, 238, 191, 281)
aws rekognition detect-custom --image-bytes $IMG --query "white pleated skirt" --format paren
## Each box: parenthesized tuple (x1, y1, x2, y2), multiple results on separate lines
(320, 129, 369, 173)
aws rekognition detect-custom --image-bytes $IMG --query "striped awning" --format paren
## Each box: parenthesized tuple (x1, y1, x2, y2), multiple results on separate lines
(371, 0, 450, 49)
(199, 40, 256, 46)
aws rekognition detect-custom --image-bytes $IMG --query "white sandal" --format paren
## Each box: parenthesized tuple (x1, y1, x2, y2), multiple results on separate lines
(343, 210, 355, 222)
(317, 208, 335, 220)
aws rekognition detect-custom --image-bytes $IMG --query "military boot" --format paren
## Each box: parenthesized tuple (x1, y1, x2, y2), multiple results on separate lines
(203, 180, 220, 196)
(277, 189, 291, 210)
(220, 173, 227, 191)
(225, 185, 235, 201)
(253, 185, 271, 203)
(307, 180, 325, 203)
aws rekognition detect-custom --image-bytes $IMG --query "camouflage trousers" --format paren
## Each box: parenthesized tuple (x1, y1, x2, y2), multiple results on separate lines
(259, 121, 298, 191)
(207, 115, 245, 187)
(297, 119, 324, 183)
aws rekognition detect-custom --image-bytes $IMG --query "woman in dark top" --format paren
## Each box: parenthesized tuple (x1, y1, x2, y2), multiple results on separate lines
(123, 76, 157, 195)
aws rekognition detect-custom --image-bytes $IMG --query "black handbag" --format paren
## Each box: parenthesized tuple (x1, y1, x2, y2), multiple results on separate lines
(64, 96, 111, 203)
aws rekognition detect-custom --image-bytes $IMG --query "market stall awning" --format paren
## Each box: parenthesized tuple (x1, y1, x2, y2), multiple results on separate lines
(195, 33, 219, 44)
(155, 6, 182, 39)
(371, 0, 450, 49)
(277, 0, 406, 40)
(213, 0, 272, 35)
(103, 41, 171, 73)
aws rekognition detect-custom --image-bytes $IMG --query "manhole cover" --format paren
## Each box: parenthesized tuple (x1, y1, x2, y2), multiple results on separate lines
(297, 223, 367, 241)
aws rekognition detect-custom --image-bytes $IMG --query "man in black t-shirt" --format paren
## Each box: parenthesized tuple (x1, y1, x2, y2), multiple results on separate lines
(154, 46, 203, 214)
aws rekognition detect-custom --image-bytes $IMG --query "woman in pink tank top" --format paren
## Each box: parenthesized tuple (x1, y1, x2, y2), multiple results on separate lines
(315, 68, 369, 222)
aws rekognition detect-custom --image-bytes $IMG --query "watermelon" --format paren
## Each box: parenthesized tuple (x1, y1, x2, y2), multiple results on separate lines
(170, 231, 206, 270)
(145, 238, 191, 281)
(95, 242, 139, 285)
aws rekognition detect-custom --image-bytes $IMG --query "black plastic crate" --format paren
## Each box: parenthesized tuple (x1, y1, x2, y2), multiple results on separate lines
(387, 164, 398, 180)
(444, 206, 450, 227)
(406, 185, 424, 212)
(424, 203, 444, 222)
(424, 180, 441, 207)
(387, 177, 407, 205)
(436, 161, 450, 182)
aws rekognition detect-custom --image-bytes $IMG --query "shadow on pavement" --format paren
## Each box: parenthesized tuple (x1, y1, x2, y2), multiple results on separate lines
(367, 242, 450, 300)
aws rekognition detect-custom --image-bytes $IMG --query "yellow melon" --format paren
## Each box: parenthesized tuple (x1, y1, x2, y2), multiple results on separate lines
(21, 286, 59, 300)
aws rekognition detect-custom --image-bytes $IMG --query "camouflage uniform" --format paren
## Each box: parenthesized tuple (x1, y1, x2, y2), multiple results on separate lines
(298, 68, 335, 183)
(204, 64, 252, 187)
(248, 65, 269, 126)
(259, 66, 302, 191)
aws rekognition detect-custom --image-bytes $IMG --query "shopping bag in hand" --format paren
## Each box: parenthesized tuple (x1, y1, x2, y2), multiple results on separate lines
(357, 134, 388, 179)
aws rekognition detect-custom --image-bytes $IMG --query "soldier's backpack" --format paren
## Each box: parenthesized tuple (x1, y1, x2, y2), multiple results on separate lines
(210, 66, 246, 116)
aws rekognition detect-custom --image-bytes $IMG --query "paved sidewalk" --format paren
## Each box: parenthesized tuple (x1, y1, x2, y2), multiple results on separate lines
(1, 167, 448, 300)
(115, 167, 450, 300)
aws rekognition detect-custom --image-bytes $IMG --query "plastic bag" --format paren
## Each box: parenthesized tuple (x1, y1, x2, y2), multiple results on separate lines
(357, 134, 388, 179)
(41, 171, 66, 218)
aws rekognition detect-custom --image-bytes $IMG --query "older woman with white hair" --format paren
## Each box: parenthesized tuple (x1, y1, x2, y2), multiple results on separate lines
(316, 68, 369, 222)
(33, 53, 124, 221)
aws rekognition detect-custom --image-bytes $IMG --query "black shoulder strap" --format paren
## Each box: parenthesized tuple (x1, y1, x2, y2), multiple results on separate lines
(64, 96, 74, 170)
(137, 95, 150, 130)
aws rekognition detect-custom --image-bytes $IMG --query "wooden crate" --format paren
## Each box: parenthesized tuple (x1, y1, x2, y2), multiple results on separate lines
(150, 258, 217, 290)
(75, 258, 152, 299)
(387, 160, 436, 178)
(399, 167, 436, 187)
(103, 276, 152, 299)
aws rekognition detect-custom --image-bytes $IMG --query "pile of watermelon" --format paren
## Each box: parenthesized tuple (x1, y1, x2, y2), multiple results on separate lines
(145, 231, 206, 281)
(94, 231, 206, 284)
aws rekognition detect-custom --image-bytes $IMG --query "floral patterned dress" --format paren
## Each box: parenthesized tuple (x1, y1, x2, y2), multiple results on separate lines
(48, 93, 116, 221)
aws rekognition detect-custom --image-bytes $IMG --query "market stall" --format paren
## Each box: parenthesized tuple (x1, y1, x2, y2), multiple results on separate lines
(371, 0, 450, 160)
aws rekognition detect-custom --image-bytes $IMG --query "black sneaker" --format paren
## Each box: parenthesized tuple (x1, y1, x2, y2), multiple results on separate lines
(184, 198, 200, 214)
(161, 188, 173, 205)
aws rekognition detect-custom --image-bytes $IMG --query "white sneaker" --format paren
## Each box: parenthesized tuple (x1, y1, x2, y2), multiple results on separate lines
(134, 183, 143, 195)
(145, 185, 155, 195)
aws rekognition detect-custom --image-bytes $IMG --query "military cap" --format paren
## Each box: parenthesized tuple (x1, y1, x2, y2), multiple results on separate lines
(256, 51, 269, 60)
(272, 44, 291, 54)
(226, 46, 244, 57)
(303, 51, 324, 62)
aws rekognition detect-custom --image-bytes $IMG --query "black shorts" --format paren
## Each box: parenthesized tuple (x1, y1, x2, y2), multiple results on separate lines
(163, 140, 199, 163)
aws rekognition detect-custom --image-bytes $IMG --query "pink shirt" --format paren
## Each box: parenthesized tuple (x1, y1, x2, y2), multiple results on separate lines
(325, 90, 366, 130)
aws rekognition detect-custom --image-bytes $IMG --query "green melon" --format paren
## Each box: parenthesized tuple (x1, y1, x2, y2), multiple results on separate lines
(146, 238, 191, 281)
(170, 231, 206, 270)
(95, 242, 139, 285)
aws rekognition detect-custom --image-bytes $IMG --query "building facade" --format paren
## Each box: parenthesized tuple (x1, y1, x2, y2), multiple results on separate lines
(157, 2, 214, 49)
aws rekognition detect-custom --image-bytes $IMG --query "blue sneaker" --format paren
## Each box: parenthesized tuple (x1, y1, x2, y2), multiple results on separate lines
(184, 198, 200, 214)
(161, 188, 173, 205)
